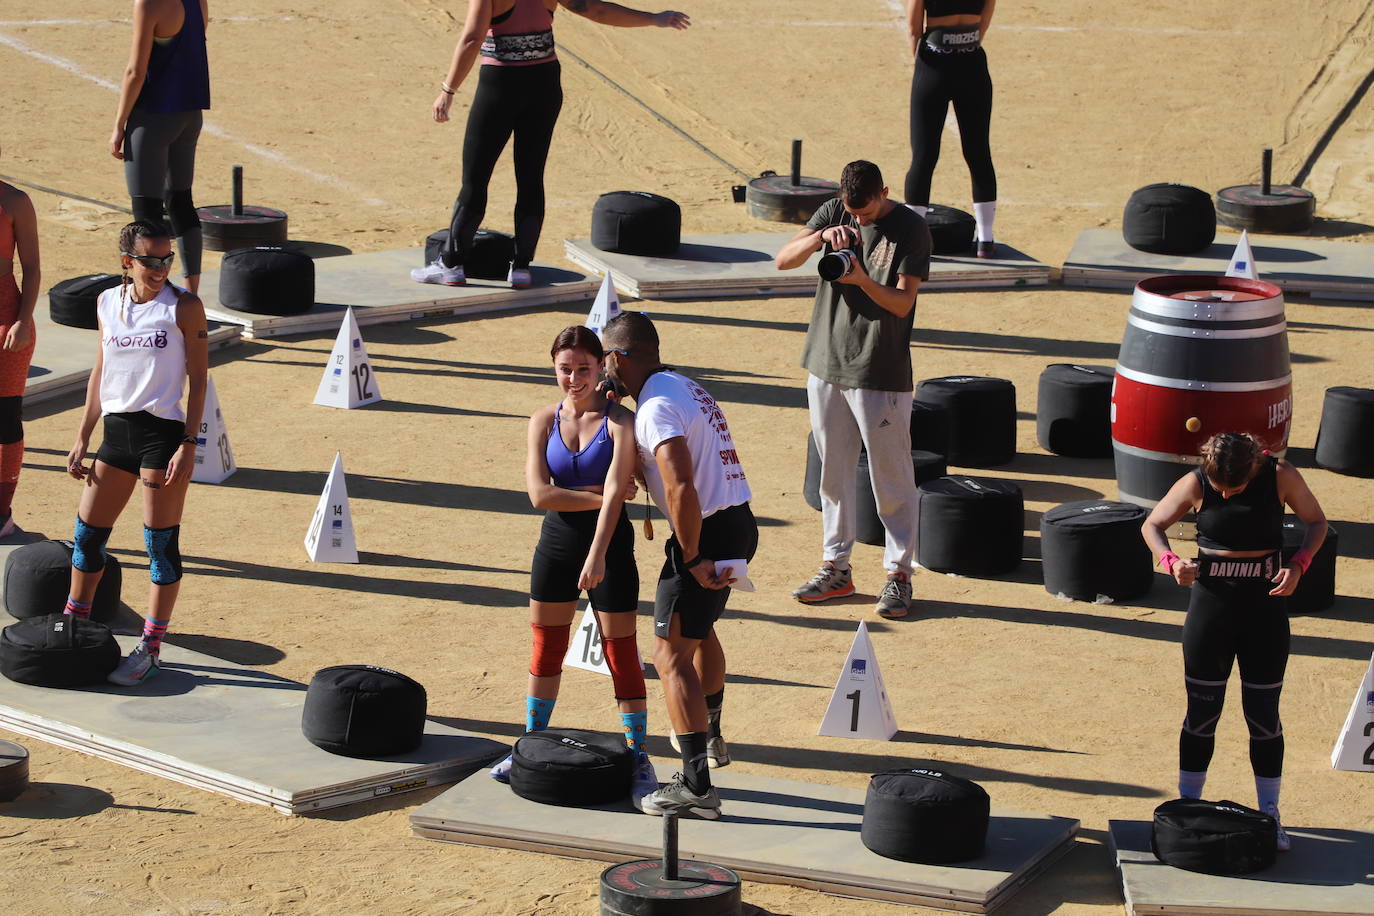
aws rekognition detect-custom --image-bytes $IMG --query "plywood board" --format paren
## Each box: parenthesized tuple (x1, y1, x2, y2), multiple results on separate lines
(1062, 229, 1374, 301)
(564, 233, 1052, 300)
(0, 636, 506, 815)
(412, 765, 1078, 912)
(1109, 819, 1374, 916)
(200, 248, 599, 338)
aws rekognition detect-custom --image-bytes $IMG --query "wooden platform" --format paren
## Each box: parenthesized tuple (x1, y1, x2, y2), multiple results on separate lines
(200, 248, 600, 339)
(0, 636, 506, 815)
(411, 764, 1078, 912)
(1062, 229, 1374, 301)
(1108, 819, 1374, 916)
(28, 297, 241, 405)
(564, 233, 1052, 300)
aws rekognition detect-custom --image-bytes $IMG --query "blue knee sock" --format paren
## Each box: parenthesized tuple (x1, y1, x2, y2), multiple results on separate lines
(526, 696, 555, 732)
(620, 710, 647, 758)
(1178, 770, 1207, 799)
(1256, 775, 1281, 812)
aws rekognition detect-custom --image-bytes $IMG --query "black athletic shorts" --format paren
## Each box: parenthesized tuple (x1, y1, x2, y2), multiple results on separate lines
(96, 411, 185, 476)
(654, 502, 758, 641)
(530, 507, 638, 612)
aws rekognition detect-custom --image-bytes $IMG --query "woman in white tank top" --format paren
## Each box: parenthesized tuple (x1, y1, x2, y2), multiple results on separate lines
(63, 220, 209, 687)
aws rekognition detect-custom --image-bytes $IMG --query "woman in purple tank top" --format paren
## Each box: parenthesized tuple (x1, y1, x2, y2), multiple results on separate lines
(413, 0, 690, 290)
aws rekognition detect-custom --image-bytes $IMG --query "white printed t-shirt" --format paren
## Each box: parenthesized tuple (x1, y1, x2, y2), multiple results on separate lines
(635, 369, 751, 527)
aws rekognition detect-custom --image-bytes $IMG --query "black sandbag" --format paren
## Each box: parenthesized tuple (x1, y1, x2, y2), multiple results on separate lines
(1036, 364, 1115, 458)
(1281, 515, 1339, 615)
(3, 539, 121, 622)
(1123, 183, 1217, 255)
(917, 476, 1022, 576)
(909, 399, 951, 459)
(510, 727, 633, 806)
(218, 246, 315, 316)
(856, 450, 946, 546)
(1040, 500, 1152, 602)
(423, 228, 517, 280)
(924, 204, 976, 256)
(301, 664, 427, 758)
(916, 376, 1016, 467)
(1314, 386, 1374, 477)
(49, 274, 122, 330)
(591, 191, 681, 256)
(0, 613, 120, 688)
(1151, 798, 1277, 875)
(862, 767, 990, 864)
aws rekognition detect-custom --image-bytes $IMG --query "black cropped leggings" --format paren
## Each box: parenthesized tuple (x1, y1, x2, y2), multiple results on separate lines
(904, 46, 997, 207)
(446, 61, 563, 270)
(1178, 572, 1289, 779)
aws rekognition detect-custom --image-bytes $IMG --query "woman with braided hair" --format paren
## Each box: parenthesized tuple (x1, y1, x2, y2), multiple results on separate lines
(1142, 432, 1328, 851)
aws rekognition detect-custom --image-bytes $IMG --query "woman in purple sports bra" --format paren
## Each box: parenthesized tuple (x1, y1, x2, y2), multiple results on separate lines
(414, 0, 689, 290)
(487, 325, 659, 809)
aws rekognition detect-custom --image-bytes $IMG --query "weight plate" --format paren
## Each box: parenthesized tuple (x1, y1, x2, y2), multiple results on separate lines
(745, 175, 838, 224)
(1215, 184, 1316, 234)
(0, 739, 30, 803)
(199, 205, 289, 251)
(600, 858, 741, 916)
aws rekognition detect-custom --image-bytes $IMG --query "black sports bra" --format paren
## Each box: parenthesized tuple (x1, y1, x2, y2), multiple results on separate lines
(925, 0, 984, 16)
(1194, 457, 1283, 552)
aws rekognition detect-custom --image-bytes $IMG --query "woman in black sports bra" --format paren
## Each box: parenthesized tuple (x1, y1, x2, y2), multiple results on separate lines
(904, 0, 999, 257)
(1142, 432, 1327, 852)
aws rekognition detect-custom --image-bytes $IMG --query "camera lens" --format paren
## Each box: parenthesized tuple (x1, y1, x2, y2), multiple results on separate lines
(817, 250, 855, 282)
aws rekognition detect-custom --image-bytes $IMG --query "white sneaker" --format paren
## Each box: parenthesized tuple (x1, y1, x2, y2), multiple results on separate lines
(631, 756, 660, 813)
(0, 514, 17, 539)
(410, 259, 466, 286)
(489, 753, 513, 783)
(108, 644, 159, 686)
(507, 266, 532, 289)
(1263, 803, 1291, 852)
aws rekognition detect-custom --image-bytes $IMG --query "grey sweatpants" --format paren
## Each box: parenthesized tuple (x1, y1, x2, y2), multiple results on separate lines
(807, 373, 918, 575)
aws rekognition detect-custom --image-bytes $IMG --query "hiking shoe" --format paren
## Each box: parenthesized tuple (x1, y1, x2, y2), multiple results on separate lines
(875, 571, 913, 619)
(630, 756, 660, 813)
(791, 563, 854, 603)
(1264, 803, 1291, 852)
(642, 772, 721, 819)
(508, 266, 533, 289)
(667, 729, 731, 769)
(410, 259, 466, 286)
(489, 753, 513, 783)
(108, 644, 159, 686)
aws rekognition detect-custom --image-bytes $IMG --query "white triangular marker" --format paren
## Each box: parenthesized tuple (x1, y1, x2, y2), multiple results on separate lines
(191, 375, 236, 484)
(586, 273, 622, 340)
(819, 621, 898, 740)
(1331, 651, 1374, 771)
(563, 603, 645, 675)
(313, 308, 381, 408)
(304, 452, 358, 563)
(1225, 230, 1259, 280)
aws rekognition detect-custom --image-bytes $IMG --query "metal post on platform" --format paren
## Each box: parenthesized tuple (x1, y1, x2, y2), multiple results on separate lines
(661, 811, 679, 881)
(1260, 148, 1272, 197)
(231, 165, 244, 217)
(790, 139, 802, 188)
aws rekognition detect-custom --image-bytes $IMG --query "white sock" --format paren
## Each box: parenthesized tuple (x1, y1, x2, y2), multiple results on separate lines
(973, 200, 997, 242)
(905, 204, 928, 218)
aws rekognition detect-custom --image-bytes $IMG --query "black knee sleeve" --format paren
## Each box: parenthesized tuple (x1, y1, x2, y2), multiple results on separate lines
(165, 189, 200, 235)
(131, 195, 167, 229)
(0, 396, 22, 445)
(1241, 679, 1284, 777)
(1179, 676, 1227, 772)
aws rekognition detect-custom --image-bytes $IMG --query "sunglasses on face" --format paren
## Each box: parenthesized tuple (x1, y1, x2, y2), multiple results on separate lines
(606, 347, 631, 358)
(123, 251, 176, 271)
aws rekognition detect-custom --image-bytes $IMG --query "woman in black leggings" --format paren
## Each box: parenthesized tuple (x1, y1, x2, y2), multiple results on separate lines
(904, 0, 998, 257)
(1142, 433, 1327, 851)
(414, 0, 689, 290)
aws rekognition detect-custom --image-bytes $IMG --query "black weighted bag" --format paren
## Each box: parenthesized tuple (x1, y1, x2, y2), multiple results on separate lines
(1036, 364, 1115, 458)
(3, 539, 122, 623)
(917, 476, 1023, 576)
(1040, 501, 1152, 602)
(862, 768, 990, 864)
(916, 376, 1016, 467)
(423, 228, 517, 280)
(924, 205, 976, 256)
(591, 191, 681, 256)
(510, 727, 633, 807)
(301, 665, 427, 758)
(909, 399, 951, 459)
(1123, 183, 1217, 255)
(0, 613, 120, 687)
(856, 450, 946, 546)
(1151, 798, 1277, 875)
(218, 246, 314, 316)
(1281, 515, 1339, 615)
(1314, 386, 1374, 477)
(49, 274, 122, 330)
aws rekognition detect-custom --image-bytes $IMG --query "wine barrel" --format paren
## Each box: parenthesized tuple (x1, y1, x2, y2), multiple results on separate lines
(1111, 275, 1292, 507)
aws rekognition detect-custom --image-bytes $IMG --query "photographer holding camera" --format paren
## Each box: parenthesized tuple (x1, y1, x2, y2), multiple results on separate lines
(774, 160, 931, 619)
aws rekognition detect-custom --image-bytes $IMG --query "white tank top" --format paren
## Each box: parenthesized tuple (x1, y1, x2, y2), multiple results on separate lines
(97, 282, 187, 421)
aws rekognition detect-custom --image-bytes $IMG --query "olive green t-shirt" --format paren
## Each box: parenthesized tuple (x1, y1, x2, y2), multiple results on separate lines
(800, 198, 931, 391)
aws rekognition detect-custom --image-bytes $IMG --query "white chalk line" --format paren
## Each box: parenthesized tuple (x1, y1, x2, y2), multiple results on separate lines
(0, 30, 390, 208)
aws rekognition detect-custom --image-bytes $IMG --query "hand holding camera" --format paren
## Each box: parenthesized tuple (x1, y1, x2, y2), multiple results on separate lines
(817, 224, 866, 283)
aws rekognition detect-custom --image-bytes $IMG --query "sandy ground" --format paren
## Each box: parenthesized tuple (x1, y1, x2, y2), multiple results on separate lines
(1, 2, 1372, 914)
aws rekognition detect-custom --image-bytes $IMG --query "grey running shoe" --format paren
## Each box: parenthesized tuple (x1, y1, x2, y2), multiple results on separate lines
(875, 571, 913, 619)
(507, 266, 533, 289)
(642, 772, 721, 819)
(410, 259, 466, 286)
(108, 644, 159, 686)
(791, 563, 854, 603)
(630, 756, 660, 813)
(667, 729, 730, 769)
(1264, 803, 1291, 852)
(489, 753, 513, 783)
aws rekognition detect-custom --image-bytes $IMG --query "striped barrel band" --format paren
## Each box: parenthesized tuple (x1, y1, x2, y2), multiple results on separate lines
(1130, 294, 1286, 322)
(1126, 313, 1287, 339)
(1113, 364, 1292, 392)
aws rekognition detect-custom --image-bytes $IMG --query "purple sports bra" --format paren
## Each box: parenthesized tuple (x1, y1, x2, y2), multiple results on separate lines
(546, 409, 613, 489)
